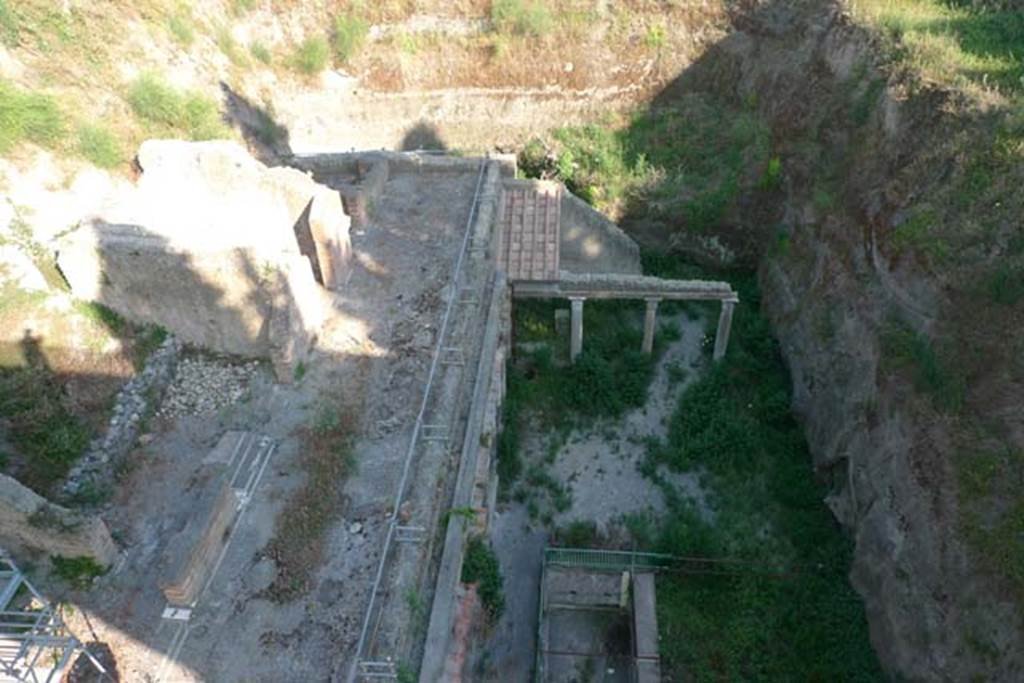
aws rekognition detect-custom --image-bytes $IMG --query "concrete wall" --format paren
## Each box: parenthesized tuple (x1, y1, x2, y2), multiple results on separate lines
(559, 190, 641, 275)
(0, 474, 117, 566)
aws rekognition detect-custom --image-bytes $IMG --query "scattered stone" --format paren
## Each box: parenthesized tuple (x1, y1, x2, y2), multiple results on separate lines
(349, 522, 363, 535)
(158, 355, 261, 419)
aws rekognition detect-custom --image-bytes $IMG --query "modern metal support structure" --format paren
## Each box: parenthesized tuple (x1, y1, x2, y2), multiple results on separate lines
(0, 553, 106, 682)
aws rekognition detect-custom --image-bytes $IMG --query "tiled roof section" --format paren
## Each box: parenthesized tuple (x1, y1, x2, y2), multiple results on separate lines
(499, 180, 561, 282)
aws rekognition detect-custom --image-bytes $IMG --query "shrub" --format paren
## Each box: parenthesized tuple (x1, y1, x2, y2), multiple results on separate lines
(0, 80, 65, 153)
(232, 0, 258, 15)
(76, 123, 122, 168)
(491, 0, 553, 37)
(332, 12, 369, 63)
(290, 36, 329, 75)
(461, 536, 504, 618)
(126, 73, 227, 140)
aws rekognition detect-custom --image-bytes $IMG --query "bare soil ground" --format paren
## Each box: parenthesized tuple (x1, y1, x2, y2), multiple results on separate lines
(480, 314, 710, 681)
(56, 168, 481, 682)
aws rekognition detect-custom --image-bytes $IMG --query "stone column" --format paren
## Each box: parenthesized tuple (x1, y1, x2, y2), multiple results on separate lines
(713, 299, 737, 361)
(569, 297, 585, 363)
(642, 298, 660, 354)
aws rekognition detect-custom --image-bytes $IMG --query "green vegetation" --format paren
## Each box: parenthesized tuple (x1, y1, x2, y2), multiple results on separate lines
(881, 318, 965, 412)
(0, 0, 19, 46)
(262, 400, 356, 601)
(76, 123, 122, 168)
(290, 36, 329, 75)
(636, 261, 881, 680)
(491, 0, 553, 37)
(217, 26, 249, 67)
(332, 12, 369, 63)
(51, 555, 105, 589)
(249, 41, 272, 65)
(167, 10, 194, 47)
(73, 301, 127, 336)
(957, 445, 1024, 598)
(0, 365, 90, 495)
(643, 24, 666, 50)
(126, 73, 228, 141)
(498, 299, 660, 497)
(0, 80, 64, 153)
(232, 0, 258, 16)
(520, 97, 770, 231)
(852, 0, 1024, 97)
(461, 536, 504, 619)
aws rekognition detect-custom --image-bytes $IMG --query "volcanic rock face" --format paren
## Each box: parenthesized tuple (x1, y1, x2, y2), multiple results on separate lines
(681, 3, 1024, 679)
(57, 141, 349, 381)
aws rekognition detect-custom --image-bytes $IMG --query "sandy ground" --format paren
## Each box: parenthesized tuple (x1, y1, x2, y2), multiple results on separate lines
(481, 314, 711, 681)
(57, 168, 481, 682)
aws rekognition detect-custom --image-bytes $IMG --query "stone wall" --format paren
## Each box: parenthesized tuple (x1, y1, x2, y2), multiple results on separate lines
(0, 474, 117, 566)
(62, 335, 180, 501)
(559, 190, 641, 275)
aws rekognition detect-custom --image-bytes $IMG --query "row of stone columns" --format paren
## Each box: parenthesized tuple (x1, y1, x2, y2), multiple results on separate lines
(567, 296, 738, 363)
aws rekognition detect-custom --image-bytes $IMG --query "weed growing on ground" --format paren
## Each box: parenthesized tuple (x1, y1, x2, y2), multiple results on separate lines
(126, 74, 227, 141)
(76, 123, 122, 168)
(332, 12, 369, 64)
(290, 36, 329, 76)
(0, 80, 64, 153)
(51, 556, 105, 589)
(262, 399, 356, 601)
(232, 0, 258, 16)
(461, 536, 504, 619)
(636, 263, 882, 680)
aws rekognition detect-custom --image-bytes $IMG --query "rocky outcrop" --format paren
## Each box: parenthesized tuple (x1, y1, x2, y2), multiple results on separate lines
(673, 2, 1024, 679)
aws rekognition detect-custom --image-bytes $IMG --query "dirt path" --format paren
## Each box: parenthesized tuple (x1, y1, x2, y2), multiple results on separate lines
(480, 314, 710, 680)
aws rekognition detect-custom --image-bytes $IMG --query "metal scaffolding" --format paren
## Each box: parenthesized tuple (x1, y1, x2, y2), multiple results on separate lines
(0, 552, 106, 682)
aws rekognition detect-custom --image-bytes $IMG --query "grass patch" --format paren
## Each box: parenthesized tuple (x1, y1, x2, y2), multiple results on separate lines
(289, 36, 329, 76)
(262, 400, 356, 601)
(167, 10, 194, 47)
(249, 41, 272, 65)
(51, 555, 105, 589)
(0, 365, 90, 495)
(76, 123, 122, 168)
(217, 26, 249, 67)
(520, 96, 769, 231)
(0, 0, 19, 46)
(0, 80, 65, 154)
(231, 0, 258, 15)
(126, 73, 228, 141)
(881, 318, 965, 412)
(852, 0, 1024, 97)
(639, 266, 882, 680)
(491, 0, 554, 37)
(332, 12, 369, 64)
(461, 536, 505, 619)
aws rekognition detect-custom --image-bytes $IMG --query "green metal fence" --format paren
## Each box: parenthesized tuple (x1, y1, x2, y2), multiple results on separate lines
(543, 547, 677, 573)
